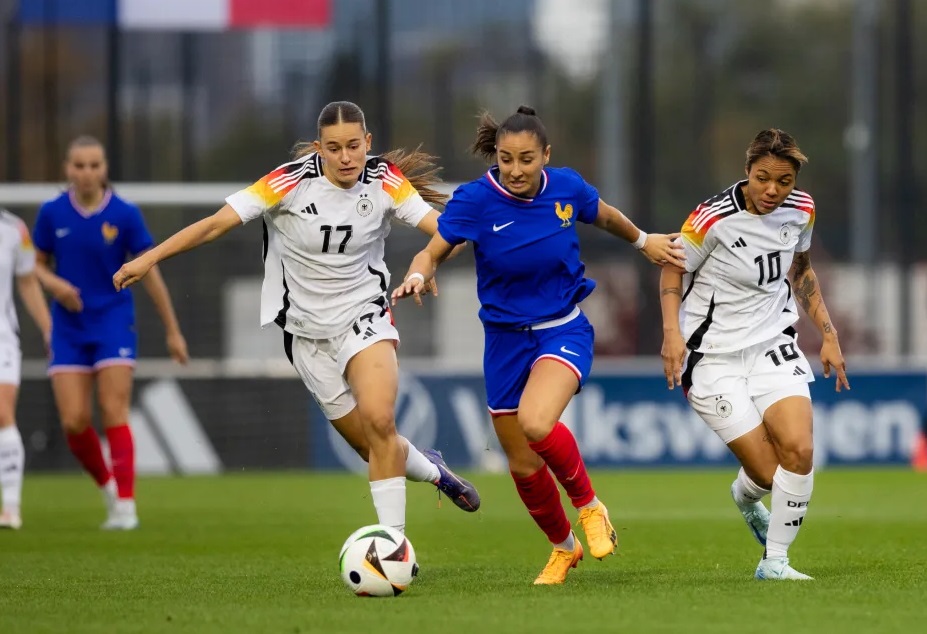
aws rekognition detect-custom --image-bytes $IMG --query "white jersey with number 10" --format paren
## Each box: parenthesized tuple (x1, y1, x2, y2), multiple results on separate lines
(677, 181, 815, 354)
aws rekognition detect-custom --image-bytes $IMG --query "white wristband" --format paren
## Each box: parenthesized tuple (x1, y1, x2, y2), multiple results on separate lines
(632, 230, 648, 250)
(405, 272, 425, 286)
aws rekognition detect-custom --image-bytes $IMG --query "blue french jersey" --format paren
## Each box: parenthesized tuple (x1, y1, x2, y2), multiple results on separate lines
(437, 166, 600, 329)
(32, 190, 154, 340)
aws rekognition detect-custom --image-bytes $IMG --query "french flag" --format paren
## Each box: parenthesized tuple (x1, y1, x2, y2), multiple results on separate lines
(18, 0, 330, 30)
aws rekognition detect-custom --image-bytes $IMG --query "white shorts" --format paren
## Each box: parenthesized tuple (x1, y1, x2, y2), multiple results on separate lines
(0, 344, 22, 386)
(682, 328, 814, 444)
(284, 298, 399, 421)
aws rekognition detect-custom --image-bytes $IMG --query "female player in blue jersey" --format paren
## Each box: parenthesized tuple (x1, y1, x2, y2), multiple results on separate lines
(393, 106, 686, 584)
(32, 136, 188, 530)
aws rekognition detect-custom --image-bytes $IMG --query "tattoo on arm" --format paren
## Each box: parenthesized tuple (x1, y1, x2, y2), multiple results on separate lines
(791, 251, 811, 279)
(792, 254, 818, 314)
(791, 252, 836, 335)
(794, 272, 818, 315)
(661, 287, 682, 297)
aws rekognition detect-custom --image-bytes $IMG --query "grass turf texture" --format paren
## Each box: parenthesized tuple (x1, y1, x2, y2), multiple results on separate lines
(1, 470, 924, 634)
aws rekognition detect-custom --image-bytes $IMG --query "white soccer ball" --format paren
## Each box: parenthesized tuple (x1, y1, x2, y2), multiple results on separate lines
(339, 524, 418, 597)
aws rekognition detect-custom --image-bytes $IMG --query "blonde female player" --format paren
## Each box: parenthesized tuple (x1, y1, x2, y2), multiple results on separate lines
(114, 101, 480, 533)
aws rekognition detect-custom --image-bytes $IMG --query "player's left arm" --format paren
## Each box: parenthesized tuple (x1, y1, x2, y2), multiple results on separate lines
(789, 250, 849, 391)
(415, 210, 466, 262)
(15, 273, 51, 352)
(593, 200, 685, 268)
(12, 218, 51, 349)
(139, 262, 189, 365)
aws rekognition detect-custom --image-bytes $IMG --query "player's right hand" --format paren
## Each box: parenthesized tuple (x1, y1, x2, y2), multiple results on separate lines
(55, 282, 83, 312)
(391, 274, 427, 307)
(113, 258, 152, 290)
(166, 329, 190, 365)
(661, 330, 687, 390)
(641, 232, 686, 269)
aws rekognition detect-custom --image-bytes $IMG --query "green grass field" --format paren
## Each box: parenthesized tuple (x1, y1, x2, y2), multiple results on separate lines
(2, 470, 925, 634)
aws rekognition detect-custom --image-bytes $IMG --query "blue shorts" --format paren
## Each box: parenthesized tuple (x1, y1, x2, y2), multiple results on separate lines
(483, 309, 594, 416)
(48, 325, 137, 374)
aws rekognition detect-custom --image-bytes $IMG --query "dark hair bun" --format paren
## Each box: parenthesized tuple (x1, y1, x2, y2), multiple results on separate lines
(515, 105, 537, 116)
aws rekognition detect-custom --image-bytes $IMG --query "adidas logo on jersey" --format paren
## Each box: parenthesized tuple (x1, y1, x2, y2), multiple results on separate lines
(299, 203, 319, 215)
(793, 366, 807, 376)
(731, 237, 748, 248)
(362, 327, 376, 340)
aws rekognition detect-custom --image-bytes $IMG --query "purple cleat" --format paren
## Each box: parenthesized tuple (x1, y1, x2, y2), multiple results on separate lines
(422, 449, 481, 512)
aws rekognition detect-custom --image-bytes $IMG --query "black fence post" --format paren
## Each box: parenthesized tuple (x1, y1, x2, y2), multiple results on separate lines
(632, 0, 657, 353)
(5, 10, 21, 181)
(106, 22, 121, 180)
(374, 0, 391, 151)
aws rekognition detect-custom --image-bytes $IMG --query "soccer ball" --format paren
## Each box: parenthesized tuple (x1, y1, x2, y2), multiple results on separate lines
(339, 524, 418, 597)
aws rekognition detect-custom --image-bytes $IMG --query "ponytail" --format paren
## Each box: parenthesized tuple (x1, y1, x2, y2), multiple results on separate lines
(380, 146, 448, 206)
(292, 140, 315, 159)
(470, 111, 500, 162)
(470, 105, 548, 164)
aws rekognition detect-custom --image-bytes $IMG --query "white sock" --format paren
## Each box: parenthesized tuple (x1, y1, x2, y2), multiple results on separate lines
(579, 496, 600, 511)
(102, 477, 117, 497)
(766, 466, 814, 559)
(370, 477, 406, 533)
(554, 532, 576, 551)
(400, 437, 440, 483)
(0, 425, 24, 513)
(732, 468, 771, 506)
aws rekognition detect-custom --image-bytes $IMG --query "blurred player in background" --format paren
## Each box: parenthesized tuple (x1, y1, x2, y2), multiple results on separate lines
(33, 136, 189, 530)
(113, 101, 480, 534)
(659, 129, 849, 580)
(0, 209, 52, 530)
(393, 105, 685, 584)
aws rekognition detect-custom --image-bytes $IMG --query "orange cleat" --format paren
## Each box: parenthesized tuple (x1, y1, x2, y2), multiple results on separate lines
(578, 502, 618, 560)
(533, 535, 583, 585)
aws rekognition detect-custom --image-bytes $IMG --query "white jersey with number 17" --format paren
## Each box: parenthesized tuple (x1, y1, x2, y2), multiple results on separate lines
(677, 181, 815, 354)
(226, 153, 433, 340)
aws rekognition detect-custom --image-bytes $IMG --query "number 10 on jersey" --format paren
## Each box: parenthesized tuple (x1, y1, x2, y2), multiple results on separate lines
(754, 251, 782, 285)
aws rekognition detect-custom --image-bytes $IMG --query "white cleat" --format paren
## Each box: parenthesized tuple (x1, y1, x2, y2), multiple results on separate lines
(101, 499, 139, 531)
(0, 510, 22, 530)
(102, 479, 118, 515)
(731, 483, 770, 546)
(755, 556, 813, 581)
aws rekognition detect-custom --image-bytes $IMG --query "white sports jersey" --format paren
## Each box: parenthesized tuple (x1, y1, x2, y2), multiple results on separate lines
(677, 181, 815, 354)
(0, 210, 36, 347)
(226, 153, 433, 339)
